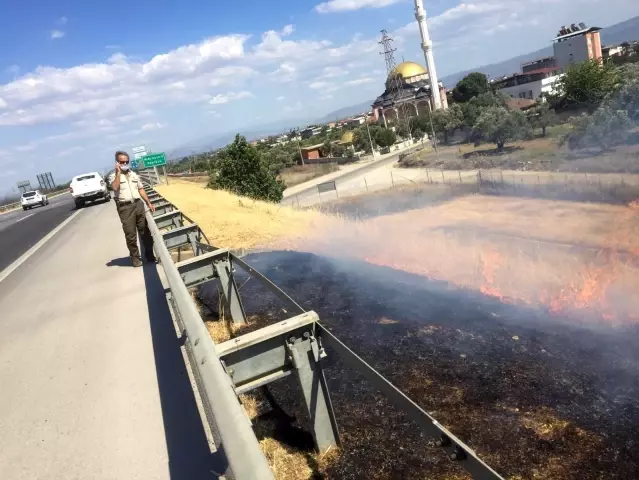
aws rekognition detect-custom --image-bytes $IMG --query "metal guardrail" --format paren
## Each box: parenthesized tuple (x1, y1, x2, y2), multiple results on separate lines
(146, 204, 274, 479)
(0, 201, 20, 213)
(144, 185, 505, 480)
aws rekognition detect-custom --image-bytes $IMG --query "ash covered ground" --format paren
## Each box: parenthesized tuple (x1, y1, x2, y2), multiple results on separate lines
(200, 249, 639, 479)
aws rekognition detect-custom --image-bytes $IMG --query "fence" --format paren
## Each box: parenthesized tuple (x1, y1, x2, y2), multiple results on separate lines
(143, 174, 505, 480)
(283, 168, 639, 208)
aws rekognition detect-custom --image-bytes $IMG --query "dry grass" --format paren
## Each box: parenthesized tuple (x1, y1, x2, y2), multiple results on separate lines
(155, 178, 325, 250)
(168, 181, 639, 478)
(280, 163, 340, 188)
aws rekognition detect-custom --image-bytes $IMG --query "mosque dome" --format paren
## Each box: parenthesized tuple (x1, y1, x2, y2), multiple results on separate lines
(386, 61, 428, 87)
(341, 131, 354, 144)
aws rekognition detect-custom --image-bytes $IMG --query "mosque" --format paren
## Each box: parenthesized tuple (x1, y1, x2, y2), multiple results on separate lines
(371, 61, 448, 127)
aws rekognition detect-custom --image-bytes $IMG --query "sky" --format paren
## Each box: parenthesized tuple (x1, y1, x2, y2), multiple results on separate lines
(1, 0, 638, 194)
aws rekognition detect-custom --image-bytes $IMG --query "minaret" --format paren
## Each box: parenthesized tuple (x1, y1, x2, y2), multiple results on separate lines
(414, 0, 443, 110)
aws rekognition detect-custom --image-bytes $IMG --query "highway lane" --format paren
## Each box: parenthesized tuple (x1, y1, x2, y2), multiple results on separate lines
(0, 193, 98, 273)
(0, 200, 175, 479)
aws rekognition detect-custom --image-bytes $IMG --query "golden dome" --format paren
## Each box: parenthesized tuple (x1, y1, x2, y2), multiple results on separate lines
(341, 131, 354, 143)
(387, 61, 427, 84)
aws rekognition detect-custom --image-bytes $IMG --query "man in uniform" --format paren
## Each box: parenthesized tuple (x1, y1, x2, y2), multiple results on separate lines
(108, 151, 156, 267)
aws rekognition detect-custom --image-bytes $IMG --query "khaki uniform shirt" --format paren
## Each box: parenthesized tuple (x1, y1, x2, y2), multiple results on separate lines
(108, 171, 144, 202)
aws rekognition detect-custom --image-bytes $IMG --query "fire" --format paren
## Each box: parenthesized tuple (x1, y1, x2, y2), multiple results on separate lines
(479, 249, 505, 300)
(286, 196, 639, 324)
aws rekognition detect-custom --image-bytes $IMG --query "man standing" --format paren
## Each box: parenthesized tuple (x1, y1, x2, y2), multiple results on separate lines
(108, 151, 156, 267)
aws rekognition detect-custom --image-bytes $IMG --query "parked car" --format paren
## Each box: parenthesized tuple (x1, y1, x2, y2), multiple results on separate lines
(21, 190, 49, 210)
(69, 172, 111, 209)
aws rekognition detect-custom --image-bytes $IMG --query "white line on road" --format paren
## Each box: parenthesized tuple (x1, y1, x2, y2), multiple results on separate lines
(0, 209, 84, 284)
(16, 213, 35, 223)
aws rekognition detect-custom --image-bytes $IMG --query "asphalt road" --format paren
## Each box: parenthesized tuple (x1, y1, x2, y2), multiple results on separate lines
(0, 193, 87, 273)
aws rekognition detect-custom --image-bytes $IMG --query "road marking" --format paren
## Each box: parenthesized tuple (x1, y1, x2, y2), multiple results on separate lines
(0, 209, 84, 284)
(16, 213, 35, 223)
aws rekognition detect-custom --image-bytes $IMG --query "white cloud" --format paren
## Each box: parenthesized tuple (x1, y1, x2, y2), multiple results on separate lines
(429, 2, 508, 27)
(108, 52, 128, 64)
(58, 16, 68, 25)
(280, 24, 295, 36)
(276, 96, 285, 101)
(0, 34, 248, 126)
(315, 0, 401, 14)
(208, 91, 253, 105)
(56, 146, 84, 157)
(308, 81, 329, 90)
(50, 30, 65, 40)
(344, 77, 373, 86)
(141, 122, 166, 131)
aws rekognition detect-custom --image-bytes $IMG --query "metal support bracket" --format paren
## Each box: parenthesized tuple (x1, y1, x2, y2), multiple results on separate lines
(216, 311, 340, 452)
(214, 256, 247, 325)
(161, 224, 201, 253)
(152, 200, 173, 212)
(176, 248, 229, 288)
(153, 204, 174, 217)
(154, 210, 184, 230)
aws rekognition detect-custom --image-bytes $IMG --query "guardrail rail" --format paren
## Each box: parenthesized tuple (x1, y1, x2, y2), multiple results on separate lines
(143, 172, 505, 480)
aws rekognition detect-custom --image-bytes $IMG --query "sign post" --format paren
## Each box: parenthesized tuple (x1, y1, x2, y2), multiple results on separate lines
(141, 153, 168, 185)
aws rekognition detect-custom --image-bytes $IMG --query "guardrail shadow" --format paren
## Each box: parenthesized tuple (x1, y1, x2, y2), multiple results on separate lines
(141, 261, 227, 479)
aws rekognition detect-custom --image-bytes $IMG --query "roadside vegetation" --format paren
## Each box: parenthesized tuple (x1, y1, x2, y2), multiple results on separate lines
(401, 59, 639, 173)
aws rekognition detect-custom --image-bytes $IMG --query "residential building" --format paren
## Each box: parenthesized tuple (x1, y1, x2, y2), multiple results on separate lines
(300, 143, 323, 161)
(553, 23, 602, 70)
(521, 57, 557, 74)
(492, 70, 562, 101)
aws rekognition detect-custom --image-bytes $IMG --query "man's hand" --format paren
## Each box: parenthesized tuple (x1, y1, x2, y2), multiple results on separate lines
(148, 202, 156, 213)
(115, 162, 121, 173)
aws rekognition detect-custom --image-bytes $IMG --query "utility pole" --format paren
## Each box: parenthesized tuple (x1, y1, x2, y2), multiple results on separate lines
(365, 121, 376, 160)
(296, 130, 305, 166)
(379, 30, 412, 144)
(427, 101, 440, 161)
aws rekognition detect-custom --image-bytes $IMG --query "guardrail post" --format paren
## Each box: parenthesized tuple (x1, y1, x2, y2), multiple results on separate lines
(287, 332, 340, 453)
(214, 257, 247, 324)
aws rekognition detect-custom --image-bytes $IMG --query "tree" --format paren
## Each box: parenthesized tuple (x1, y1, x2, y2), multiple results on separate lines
(561, 107, 633, 151)
(606, 63, 639, 123)
(208, 134, 285, 202)
(395, 123, 411, 139)
(556, 59, 620, 112)
(527, 101, 556, 137)
(352, 125, 379, 153)
(375, 128, 397, 148)
(452, 72, 490, 103)
(431, 103, 464, 144)
(461, 92, 509, 129)
(473, 106, 532, 152)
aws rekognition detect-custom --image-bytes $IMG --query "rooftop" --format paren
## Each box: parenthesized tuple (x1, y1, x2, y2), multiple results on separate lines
(553, 26, 601, 42)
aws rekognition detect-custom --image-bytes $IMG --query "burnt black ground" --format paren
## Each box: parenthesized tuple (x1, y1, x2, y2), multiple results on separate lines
(200, 250, 639, 479)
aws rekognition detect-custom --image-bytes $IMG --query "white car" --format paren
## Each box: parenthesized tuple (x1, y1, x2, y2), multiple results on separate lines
(70, 172, 111, 209)
(21, 190, 49, 210)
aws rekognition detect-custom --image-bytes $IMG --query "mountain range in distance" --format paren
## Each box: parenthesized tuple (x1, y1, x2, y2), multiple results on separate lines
(439, 15, 639, 87)
(168, 15, 639, 160)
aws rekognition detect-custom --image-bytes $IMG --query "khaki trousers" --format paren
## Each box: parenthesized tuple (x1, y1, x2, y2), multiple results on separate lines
(116, 199, 154, 260)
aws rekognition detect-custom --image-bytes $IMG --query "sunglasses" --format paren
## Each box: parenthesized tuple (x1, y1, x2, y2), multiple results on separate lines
(117, 160, 130, 164)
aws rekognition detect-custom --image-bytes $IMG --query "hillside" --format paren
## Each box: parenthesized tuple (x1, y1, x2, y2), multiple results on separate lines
(441, 15, 639, 87)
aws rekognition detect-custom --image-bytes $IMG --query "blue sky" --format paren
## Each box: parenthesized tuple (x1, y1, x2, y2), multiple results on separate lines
(1, 0, 638, 194)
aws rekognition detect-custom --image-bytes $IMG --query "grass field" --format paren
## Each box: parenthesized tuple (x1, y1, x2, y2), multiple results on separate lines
(156, 178, 639, 479)
(401, 126, 639, 174)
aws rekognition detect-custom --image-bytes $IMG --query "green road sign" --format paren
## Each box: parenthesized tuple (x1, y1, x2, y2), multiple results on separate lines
(141, 152, 166, 168)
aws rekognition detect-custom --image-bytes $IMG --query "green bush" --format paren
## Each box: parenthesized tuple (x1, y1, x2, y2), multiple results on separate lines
(208, 134, 285, 202)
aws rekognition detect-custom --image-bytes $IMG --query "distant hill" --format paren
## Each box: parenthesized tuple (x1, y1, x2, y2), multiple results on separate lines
(316, 100, 374, 123)
(441, 15, 639, 87)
